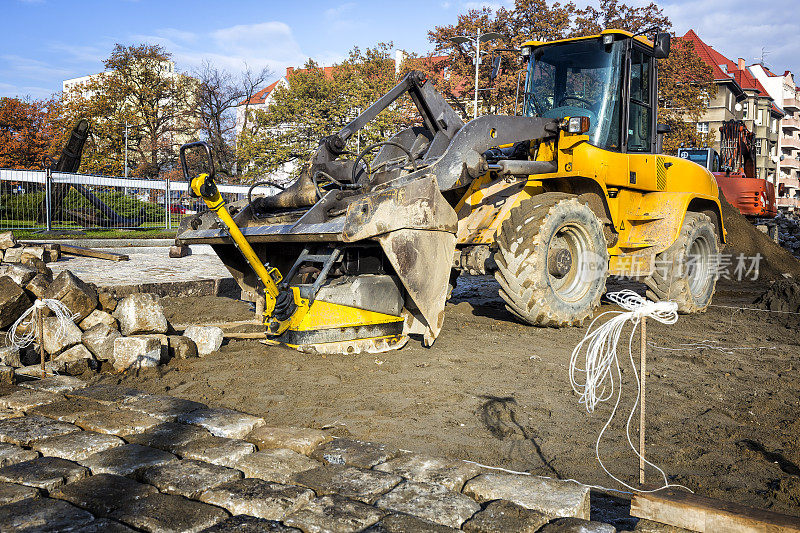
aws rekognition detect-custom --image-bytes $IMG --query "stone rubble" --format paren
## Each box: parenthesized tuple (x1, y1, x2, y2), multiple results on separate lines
(183, 325, 225, 356)
(113, 293, 169, 336)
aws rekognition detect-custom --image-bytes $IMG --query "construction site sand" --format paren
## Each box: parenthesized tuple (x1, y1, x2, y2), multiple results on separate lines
(113, 196, 800, 522)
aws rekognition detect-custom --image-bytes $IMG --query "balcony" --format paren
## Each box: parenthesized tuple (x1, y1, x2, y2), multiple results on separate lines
(777, 196, 800, 209)
(783, 117, 800, 131)
(780, 175, 800, 190)
(783, 137, 800, 151)
(785, 97, 800, 112)
(781, 157, 800, 169)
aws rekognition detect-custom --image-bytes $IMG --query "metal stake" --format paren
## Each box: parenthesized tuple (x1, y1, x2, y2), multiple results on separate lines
(37, 306, 45, 379)
(639, 316, 647, 485)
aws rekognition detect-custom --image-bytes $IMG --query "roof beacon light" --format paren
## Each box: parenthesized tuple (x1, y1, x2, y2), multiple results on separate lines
(567, 116, 591, 134)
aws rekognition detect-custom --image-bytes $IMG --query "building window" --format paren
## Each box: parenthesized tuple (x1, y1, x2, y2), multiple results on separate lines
(696, 122, 709, 134)
(742, 102, 748, 118)
(755, 139, 763, 155)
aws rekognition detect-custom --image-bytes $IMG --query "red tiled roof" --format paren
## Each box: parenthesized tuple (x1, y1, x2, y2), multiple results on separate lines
(678, 30, 732, 81)
(238, 79, 280, 106)
(772, 103, 785, 116)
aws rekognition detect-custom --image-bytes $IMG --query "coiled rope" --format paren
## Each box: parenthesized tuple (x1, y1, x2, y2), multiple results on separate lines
(6, 299, 76, 351)
(569, 289, 690, 493)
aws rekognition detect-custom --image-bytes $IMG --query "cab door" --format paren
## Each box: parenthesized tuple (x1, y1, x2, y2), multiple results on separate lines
(625, 45, 659, 191)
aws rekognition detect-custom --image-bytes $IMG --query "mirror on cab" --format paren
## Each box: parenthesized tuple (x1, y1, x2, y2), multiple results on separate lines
(654, 32, 671, 59)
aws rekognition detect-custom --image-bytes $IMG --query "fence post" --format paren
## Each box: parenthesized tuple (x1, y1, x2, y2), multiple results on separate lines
(165, 177, 171, 230)
(44, 168, 52, 232)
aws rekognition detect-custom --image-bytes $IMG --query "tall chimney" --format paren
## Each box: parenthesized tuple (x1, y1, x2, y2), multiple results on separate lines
(286, 66, 294, 77)
(738, 58, 745, 71)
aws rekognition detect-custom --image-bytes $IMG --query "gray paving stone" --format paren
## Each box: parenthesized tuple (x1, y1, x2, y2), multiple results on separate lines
(462, 499, 549, 533)
(539, 517, 617, 533)
(126, 421, 211, 452)
(120, 393, 206, 421)
(293, 464, 402, 504)
(70, 518, 139, 532)
(66, 384, 146, 405)
(0, 407, 23, 420)
(199, 478, 314, 521)
(0, 456, 89, 491)
(51, 473, 158, 517)
(73, 408, 162, 436)
(245, 426, 332, 455)
(283, 494, 385, 533)
(32, 430, 124, 462)
(374, 453, 482, 492)
(177, 407, 265, 439)
(0, 389, 63, 411)
(19, 376, 86, 394)
(311, 438, 396, 468)
(463, 473, 590, 520)
(200, 515, 302, 532)
(140, 459, 243, 499)
(363, 513, 460, 532)
(375, 480, 481, 529)
(173, 435, 256, 467)
(0, 414, 81, 446)
(0, 442, 39, 466)
(80, 443, 177, 476)
(28, 397, 112, 423)
(0, 481, 40, 505)
(0, 497, 95, 532)
(111, 492, 228, 533)
(236, 448, 322, 484)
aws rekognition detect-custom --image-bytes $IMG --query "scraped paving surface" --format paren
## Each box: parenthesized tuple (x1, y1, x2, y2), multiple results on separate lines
(0, 376, 617, 532)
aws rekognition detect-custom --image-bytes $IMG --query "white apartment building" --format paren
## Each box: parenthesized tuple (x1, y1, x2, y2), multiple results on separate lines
(750, 65, 800, 210)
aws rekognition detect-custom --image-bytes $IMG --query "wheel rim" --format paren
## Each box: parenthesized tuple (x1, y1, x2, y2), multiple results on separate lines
(547, 223, 600, 303)
(686, 235, 713, 298)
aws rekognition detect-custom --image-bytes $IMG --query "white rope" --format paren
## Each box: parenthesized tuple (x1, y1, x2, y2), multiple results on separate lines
(6, 299, 76, 351)
(568, 289, 690, 493)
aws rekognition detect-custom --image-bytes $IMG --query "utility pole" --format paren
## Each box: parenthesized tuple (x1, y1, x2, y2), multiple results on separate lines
(450, 31, 502, 119)
(123, 121, 129, 180)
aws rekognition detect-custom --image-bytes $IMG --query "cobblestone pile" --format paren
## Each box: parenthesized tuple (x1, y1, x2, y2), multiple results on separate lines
(776, 211, 800, 258)
(0, 376, 676, 532)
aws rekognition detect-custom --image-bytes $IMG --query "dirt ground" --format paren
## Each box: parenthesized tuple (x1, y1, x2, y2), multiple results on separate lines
(112, 273, 800, 523)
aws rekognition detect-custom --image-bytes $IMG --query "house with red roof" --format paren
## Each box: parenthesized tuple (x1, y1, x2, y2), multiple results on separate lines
(677, 30, 783, 187)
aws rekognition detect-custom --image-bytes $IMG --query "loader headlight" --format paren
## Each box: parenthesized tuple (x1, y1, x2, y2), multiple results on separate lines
(565, 116, 590, 134)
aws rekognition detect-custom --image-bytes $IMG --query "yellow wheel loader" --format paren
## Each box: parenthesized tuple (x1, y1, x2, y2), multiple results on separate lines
(177, 29, 725, 354)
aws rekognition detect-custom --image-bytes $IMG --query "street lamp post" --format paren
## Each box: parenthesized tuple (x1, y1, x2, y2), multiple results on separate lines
(449, 31, 503, 119)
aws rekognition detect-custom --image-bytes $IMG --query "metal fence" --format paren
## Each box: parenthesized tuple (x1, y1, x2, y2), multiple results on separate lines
(0, 168, 279, 232)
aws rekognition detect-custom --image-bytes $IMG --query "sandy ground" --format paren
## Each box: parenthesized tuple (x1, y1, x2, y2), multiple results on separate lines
(114, 274, 800, 523)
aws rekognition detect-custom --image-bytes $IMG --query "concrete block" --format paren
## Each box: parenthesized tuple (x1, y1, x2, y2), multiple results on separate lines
(364, 513, 460, 532)
(113, 293, 168, 335)
(294, 464, 402, 505)
(98, 292, 117, 313)
(0, 389, 63, 411)
(50, 473, 157, 517)
(42, 315, 83, 356)
(237, 448, 322, 484)
(0, 365, 12, 385)
(25, 273, 50, 299)
(183, 325, 224, 356)
(81, 323, 121, 361)
(245, 426, 332, 455)
(42, 244, 61, 264)
(283, 494, 385, 533)
(112, 336, 161, 371)
(126, 421, 211, 452)
(539, 517, 617, 533)
(0, 456, 88, 491)
(45, 270, 99, 322)
(200, 515, 302, 532)
(177, 407, 265, 439)
(21, 246, 46, 261)
(463, 473, 590, 520)
(20, 375, 85, 394)
(374, 453, 482, 492)
(0, 443, 39, 466)
(140, 458, 243, 499)
(33, 430, 124, 462)
(66, 383, 145, 404)
(174, 435, 256, 468)
(80, 443, 177, 476)
(0, 262, 37, 286)
(0, 346, 21, 368)
(120, 392, 206, 421)
(0, 481, 40, 505)
(29, 397, 111, 423)
(199, 478, 314, 521)
(79, 309, 117, 331)
(168, 335, 198, 359)
(169, 244, 191, 258)
(0, 276, 32, 329)
(0, 231, 17, 249)
(73, 408, 161, 436)
(111, 492, 229, 532)
(53, 343, 94, 375)
(462, 499, 549, 533)
(0, 497, 94, 532)
(311, 438, 397, 468)
(2, 246, 22, 262)
(375, 480, 481, 528)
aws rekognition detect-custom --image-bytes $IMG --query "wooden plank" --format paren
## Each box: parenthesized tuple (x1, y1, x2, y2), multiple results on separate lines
(171, 319, 262, 331)
(38, 243, 129, 262)
(631, 489, 800, 533)
(222, 331, 266, 339)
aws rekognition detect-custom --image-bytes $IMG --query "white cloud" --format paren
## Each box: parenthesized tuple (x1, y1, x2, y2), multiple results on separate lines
(462, 0, 513, 11)
(322, 2, 359, 33)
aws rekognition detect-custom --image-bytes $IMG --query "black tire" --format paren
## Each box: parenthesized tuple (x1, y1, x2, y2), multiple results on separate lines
(644, 212, 719, 313)
(494, 193, 609, 327)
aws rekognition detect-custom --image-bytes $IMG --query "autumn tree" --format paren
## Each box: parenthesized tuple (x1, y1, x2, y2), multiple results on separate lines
(0, 97, 60, 169)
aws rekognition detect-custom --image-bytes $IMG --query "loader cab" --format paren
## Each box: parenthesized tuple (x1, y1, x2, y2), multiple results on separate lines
(678, 147, 721, 172)
(522, 30, 666, 154)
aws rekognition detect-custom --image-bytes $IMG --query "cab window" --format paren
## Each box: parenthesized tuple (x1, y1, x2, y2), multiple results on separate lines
(627, 48, 652, 152)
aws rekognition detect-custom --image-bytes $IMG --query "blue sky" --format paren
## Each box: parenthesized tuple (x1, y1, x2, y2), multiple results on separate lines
(2, 0, 799, 100)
